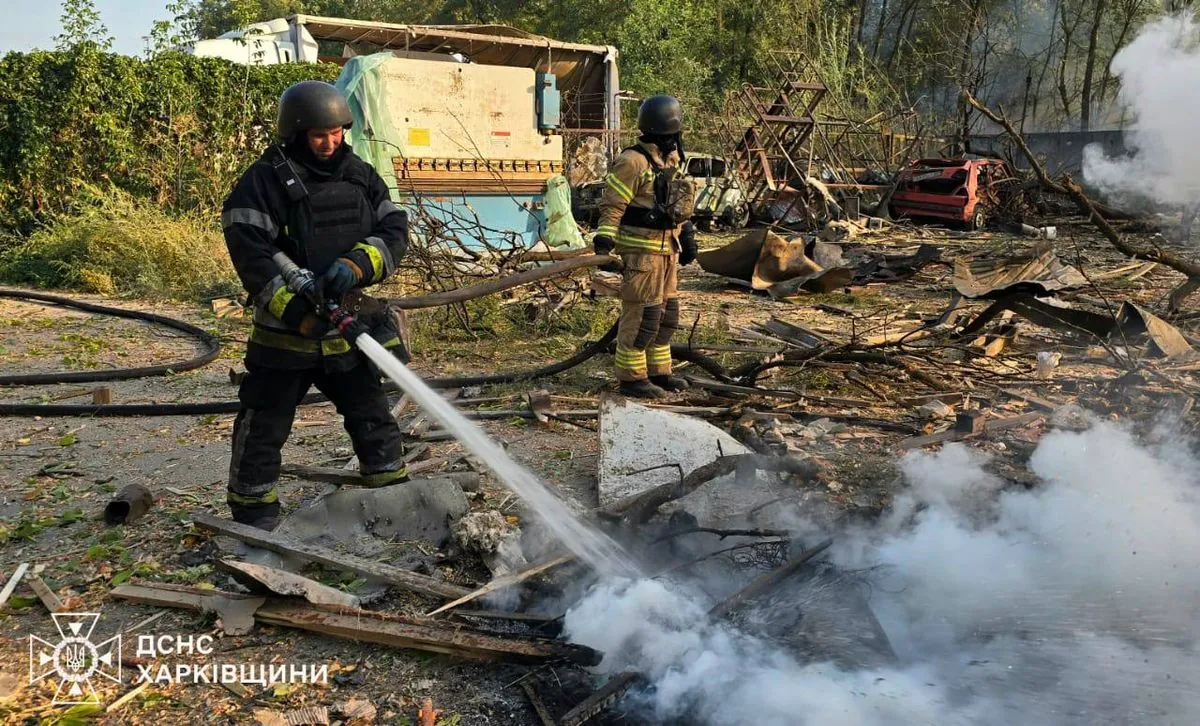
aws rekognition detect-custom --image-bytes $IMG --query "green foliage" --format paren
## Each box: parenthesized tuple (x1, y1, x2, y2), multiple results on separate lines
(0, 185, 241, 301)
(0, 46, 339, 233)
(55, 0, 113, 52)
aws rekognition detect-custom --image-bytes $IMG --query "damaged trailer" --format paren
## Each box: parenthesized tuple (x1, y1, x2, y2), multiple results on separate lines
(192, 15, 620, 252)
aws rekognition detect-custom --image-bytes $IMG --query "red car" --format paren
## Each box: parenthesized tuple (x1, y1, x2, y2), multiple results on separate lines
(889, 158, 1015, 230)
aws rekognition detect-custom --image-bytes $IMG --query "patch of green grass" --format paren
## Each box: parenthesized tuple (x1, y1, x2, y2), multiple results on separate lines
(163, 564, 212, 584)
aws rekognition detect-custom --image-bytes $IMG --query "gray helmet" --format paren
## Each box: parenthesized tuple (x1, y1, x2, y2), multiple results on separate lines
(277, 81, 353, 143)
(637, 95, 683, 136)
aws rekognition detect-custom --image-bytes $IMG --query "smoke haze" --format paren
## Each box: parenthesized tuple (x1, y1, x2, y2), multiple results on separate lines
(1083, 13, 1200, 209)
(564, 422, 1200, 724)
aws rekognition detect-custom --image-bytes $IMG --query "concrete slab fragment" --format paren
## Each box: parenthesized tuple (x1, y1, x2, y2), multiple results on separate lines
(599, 396, 748, 507)
(599, 396, 794, 523)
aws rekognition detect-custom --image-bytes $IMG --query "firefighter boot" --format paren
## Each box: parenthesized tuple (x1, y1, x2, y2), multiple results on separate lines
(619, 379, 667, 399)
(229, 500, 280, 531)
(650, 374, 690, 392)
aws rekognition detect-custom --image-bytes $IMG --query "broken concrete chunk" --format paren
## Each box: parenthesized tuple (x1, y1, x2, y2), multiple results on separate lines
(918, 400, 955, 420)
(274, 478, 470, 552)
(598, 396, 795, 524)
(599, 396, 748, 506)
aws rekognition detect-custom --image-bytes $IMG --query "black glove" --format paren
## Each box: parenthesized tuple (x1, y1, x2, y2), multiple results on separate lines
(593, 234, 615, 256)
(678, 222, 698, 266)
(321, 259, 361, 298)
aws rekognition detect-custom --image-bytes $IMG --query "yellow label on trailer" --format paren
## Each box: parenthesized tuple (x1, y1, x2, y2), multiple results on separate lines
(407, 128, 431, 146)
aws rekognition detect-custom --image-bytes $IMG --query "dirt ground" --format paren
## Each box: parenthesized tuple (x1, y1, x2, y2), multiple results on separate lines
(2, 221, 1198, 724)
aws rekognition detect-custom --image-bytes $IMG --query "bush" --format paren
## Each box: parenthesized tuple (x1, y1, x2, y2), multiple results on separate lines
(0, 45, 339, 232)
(0, 185, 240, 301)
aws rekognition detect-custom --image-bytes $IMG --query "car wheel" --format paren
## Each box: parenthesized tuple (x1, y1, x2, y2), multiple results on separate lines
(968, 206, 986, 231)
(723, 204, 750, 230)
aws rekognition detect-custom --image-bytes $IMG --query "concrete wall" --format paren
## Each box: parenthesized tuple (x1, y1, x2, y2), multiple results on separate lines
(969, 130, 1129, 176)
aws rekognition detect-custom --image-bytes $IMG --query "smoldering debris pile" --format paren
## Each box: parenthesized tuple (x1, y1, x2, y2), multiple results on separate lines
(562, 420, 1200, 725)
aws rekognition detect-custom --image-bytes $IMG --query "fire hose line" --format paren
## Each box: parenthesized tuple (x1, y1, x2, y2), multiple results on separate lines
(0, 281, 622, 416)
(0, 288, 222, 385)
(0, 249, 735, 417)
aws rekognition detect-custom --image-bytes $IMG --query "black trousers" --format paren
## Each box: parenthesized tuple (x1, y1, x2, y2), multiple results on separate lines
(227, 361, 405, 519)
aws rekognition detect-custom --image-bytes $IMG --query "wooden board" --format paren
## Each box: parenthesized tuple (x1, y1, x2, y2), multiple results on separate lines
(254, 602, 599, 665)
(216, 559, 361, 608)
(110, 582, 265, 635)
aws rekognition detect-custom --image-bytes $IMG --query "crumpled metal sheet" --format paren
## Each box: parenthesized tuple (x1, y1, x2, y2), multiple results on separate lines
(1115, 302, 1194, 359)
(751, 231, 822, 289)
(953, 241, 1086, 298)
(959, 293, 1194, 359)
(697, 229, 851, 295)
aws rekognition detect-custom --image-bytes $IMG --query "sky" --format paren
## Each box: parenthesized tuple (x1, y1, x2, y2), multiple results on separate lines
(0, 0, 173, 57)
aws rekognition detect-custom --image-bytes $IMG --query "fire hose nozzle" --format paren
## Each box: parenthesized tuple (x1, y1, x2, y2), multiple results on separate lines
(272, 251, 324, 310)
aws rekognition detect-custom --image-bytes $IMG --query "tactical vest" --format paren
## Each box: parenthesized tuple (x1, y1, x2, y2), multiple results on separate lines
(267, 146, 375, 274)
(247, 147, 406, 372)
(619, 146, 697, 230)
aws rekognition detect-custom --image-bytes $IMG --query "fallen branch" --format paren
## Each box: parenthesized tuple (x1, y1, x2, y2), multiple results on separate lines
(651, 527, 789, 543)
(708, 538, 833, 619)
(736, 349, 947, 391)
(607, 454, 821, 525)
(388, 254, 617, 309)
(964, 91, 1200, 308)
(426, 556, 572, 617)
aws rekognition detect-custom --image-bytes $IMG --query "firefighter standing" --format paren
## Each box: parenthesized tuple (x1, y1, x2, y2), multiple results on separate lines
(593, 95, 698, 399)
(221, 81, 411, 530)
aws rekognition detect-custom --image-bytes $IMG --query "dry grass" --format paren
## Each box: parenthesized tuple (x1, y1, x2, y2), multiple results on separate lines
(0, 185, 240, 301)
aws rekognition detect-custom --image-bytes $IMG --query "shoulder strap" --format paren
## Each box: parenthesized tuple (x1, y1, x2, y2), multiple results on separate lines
(267, 145, 310, 203)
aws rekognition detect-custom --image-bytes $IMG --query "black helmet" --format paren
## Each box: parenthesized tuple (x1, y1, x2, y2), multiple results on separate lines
(277, 81, 353, 143)
(637, 95, 683, 136)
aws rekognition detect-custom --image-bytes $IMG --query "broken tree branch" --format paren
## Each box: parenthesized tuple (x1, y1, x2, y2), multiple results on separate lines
(388, 255, 617, 309)
(607, 454, 821, 525)
(651, 527, 789, 543)
(708, 538, 833, 619)
(426, 556, 572, 617)
(964, 91, 1200, 306)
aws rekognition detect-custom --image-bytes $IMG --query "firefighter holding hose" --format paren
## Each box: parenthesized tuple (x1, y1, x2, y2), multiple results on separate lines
(593, 95, 698, 399)
(221, 81, 411, 530)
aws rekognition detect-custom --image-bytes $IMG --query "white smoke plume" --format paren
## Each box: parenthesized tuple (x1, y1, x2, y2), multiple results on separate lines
(1082, 13, 1200, 208)
(564, 422, 1200, 725)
